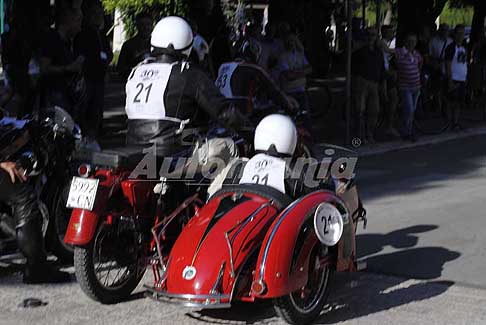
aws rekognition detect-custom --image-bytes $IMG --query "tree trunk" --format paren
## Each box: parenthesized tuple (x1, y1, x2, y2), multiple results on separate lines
(383, 1, 393, 25)
(397, 0, 447, 43)
(470, 1, 486, 49)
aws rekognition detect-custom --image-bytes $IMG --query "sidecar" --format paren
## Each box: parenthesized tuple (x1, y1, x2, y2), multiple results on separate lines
(145, 183, 365, 324)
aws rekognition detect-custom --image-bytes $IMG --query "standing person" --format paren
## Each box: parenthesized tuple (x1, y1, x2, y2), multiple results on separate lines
(429, 24, 452, 112)
(74, 3, 112, 147)
(395, 33, 423, 142)
(1, 14, 36, 117)
(429, 24, 452, 74)
(351, 28, 386, 144)
(277, 33, 312, 113)
(39, 8, 84, 118)
(445, 25, 468, 130)
(117, 13, 153, 80)
(380, 25, 400, 138)
(258, 22, 279, 71)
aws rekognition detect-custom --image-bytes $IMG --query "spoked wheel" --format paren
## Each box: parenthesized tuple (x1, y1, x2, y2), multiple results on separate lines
(273, 245, 333, 324)
(46, 184, 74, 262)
(74, 220, 146, 304)
(414, 93, 451, 135)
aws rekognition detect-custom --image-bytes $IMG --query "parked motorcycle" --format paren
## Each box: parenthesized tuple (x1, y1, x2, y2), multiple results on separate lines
(0, 107, 82, 262)
(145, 178, 367, 324)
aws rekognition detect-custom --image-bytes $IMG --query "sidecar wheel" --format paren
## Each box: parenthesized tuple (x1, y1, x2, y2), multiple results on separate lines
(273, 245, 332, 324)
(74, 222, 146, 304)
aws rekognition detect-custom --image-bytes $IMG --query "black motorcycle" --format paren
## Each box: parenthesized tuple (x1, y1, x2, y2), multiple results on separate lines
(0, 107, 83, 262)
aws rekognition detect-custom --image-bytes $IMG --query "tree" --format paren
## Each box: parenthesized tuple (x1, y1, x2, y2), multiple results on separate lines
(397, 0, 448, 41)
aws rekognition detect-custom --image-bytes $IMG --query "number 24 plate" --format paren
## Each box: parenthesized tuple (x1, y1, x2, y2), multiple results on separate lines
(66, 177, 99, 211)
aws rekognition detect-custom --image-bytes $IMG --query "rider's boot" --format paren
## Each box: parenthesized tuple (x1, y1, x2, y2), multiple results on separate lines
(17, 219, 71, 284)
(11, 185, 70, 284)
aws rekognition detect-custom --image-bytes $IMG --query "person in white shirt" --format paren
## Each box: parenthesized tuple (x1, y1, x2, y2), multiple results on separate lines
(445, 25, 468, 130)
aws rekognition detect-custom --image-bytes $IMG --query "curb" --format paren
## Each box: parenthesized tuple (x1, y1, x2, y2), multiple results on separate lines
(353, 126, 486, 157)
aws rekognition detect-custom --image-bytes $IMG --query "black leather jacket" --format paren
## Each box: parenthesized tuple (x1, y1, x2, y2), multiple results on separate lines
(126, 55, 234, 149)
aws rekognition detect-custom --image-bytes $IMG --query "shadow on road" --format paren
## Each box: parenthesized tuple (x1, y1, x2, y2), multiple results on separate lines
(317, 273, 454, 324)
(186, 272, 455, 325)
(357, 225, 461, 279)
(186, 225, 459, 324)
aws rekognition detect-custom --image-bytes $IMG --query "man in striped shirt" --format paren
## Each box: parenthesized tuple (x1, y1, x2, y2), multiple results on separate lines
(395, 33, 423, 142)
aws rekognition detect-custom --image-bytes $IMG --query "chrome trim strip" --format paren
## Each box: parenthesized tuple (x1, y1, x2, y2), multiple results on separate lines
(225, 201, 273, 278)
(210, 261, 226, 295)
(144, 285, 232, 309)
(258, 190, 344, 282)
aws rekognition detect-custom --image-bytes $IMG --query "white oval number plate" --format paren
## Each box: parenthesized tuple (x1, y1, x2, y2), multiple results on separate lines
(66, 177, 99, 211)
(314, 203, 344, 246)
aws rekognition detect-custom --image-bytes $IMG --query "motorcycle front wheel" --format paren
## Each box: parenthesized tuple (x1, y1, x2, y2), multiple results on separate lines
(74, 219, 146, 304)
(45, 184, 74, 262)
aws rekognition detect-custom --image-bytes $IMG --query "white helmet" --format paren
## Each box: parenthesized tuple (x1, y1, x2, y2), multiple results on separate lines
(151, 16, 193, 57)
(254, 114, 297, 156)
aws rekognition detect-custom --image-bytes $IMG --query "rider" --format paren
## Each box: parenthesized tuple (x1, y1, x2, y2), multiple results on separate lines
(216, 41, 299, 114)
(125, 16, 241, 166)
(0, 144, 70, 283)
(208, 114, 328, 197)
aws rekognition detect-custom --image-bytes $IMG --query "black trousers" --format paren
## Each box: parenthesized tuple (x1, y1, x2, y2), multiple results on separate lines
(0, 169, 46, 265)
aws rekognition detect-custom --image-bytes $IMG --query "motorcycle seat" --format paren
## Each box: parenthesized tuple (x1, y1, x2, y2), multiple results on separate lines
(91, 146, 193, 170)
(92, 147, 145, 169)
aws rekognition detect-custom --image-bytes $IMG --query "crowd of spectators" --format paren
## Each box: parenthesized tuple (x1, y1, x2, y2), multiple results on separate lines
(352, 22, 480, 143)
(0, 3, 112, 149)
(2, 3, 484, 147)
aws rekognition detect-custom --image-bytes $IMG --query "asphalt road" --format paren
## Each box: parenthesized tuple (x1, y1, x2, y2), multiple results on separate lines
(1, 134, 486, 324)
(356, 135, 486, 288)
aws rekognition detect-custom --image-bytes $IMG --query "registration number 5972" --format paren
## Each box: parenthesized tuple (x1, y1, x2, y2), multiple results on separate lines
(66, 177, 99, 211)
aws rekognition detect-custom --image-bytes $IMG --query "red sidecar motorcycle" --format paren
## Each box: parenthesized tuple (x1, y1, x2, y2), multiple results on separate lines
(145, 181, 366, 324)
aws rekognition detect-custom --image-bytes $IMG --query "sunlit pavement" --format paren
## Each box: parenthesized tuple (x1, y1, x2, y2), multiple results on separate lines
(1, 135, 486, 324)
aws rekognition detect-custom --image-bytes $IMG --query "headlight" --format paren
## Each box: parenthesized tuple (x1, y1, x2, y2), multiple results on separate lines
(313, 202, 344, 246)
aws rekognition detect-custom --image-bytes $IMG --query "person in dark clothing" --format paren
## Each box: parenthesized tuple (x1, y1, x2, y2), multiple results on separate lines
(74, 3, 113, 144)
(215, 43, 298, 114)
(0, 149, 70, 284)
(117, 13, 153, 80)
(39, 8, 84, 117)
(1, 15, 37, 117)
(351, 27, 386, 144)
(125, 16, 239, 171)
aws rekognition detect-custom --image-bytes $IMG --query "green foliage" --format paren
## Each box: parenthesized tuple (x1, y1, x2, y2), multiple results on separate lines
(355, 0, 473, 27)
(102, 0, 189, 37)
(441, 2, 474, 26)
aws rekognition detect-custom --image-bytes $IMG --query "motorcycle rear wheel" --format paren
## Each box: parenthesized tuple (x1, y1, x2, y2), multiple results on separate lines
(74, 221, 146, 304)
(273, 245, 332, 324)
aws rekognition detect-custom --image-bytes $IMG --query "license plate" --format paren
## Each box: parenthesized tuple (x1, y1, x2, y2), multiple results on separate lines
(66, 177, 99, 211)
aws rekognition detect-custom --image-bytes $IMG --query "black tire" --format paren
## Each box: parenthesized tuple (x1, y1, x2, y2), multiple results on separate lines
(273, 245, 333, 324)
(74, 221, 146, 304)
(45, 184, 74, 263)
